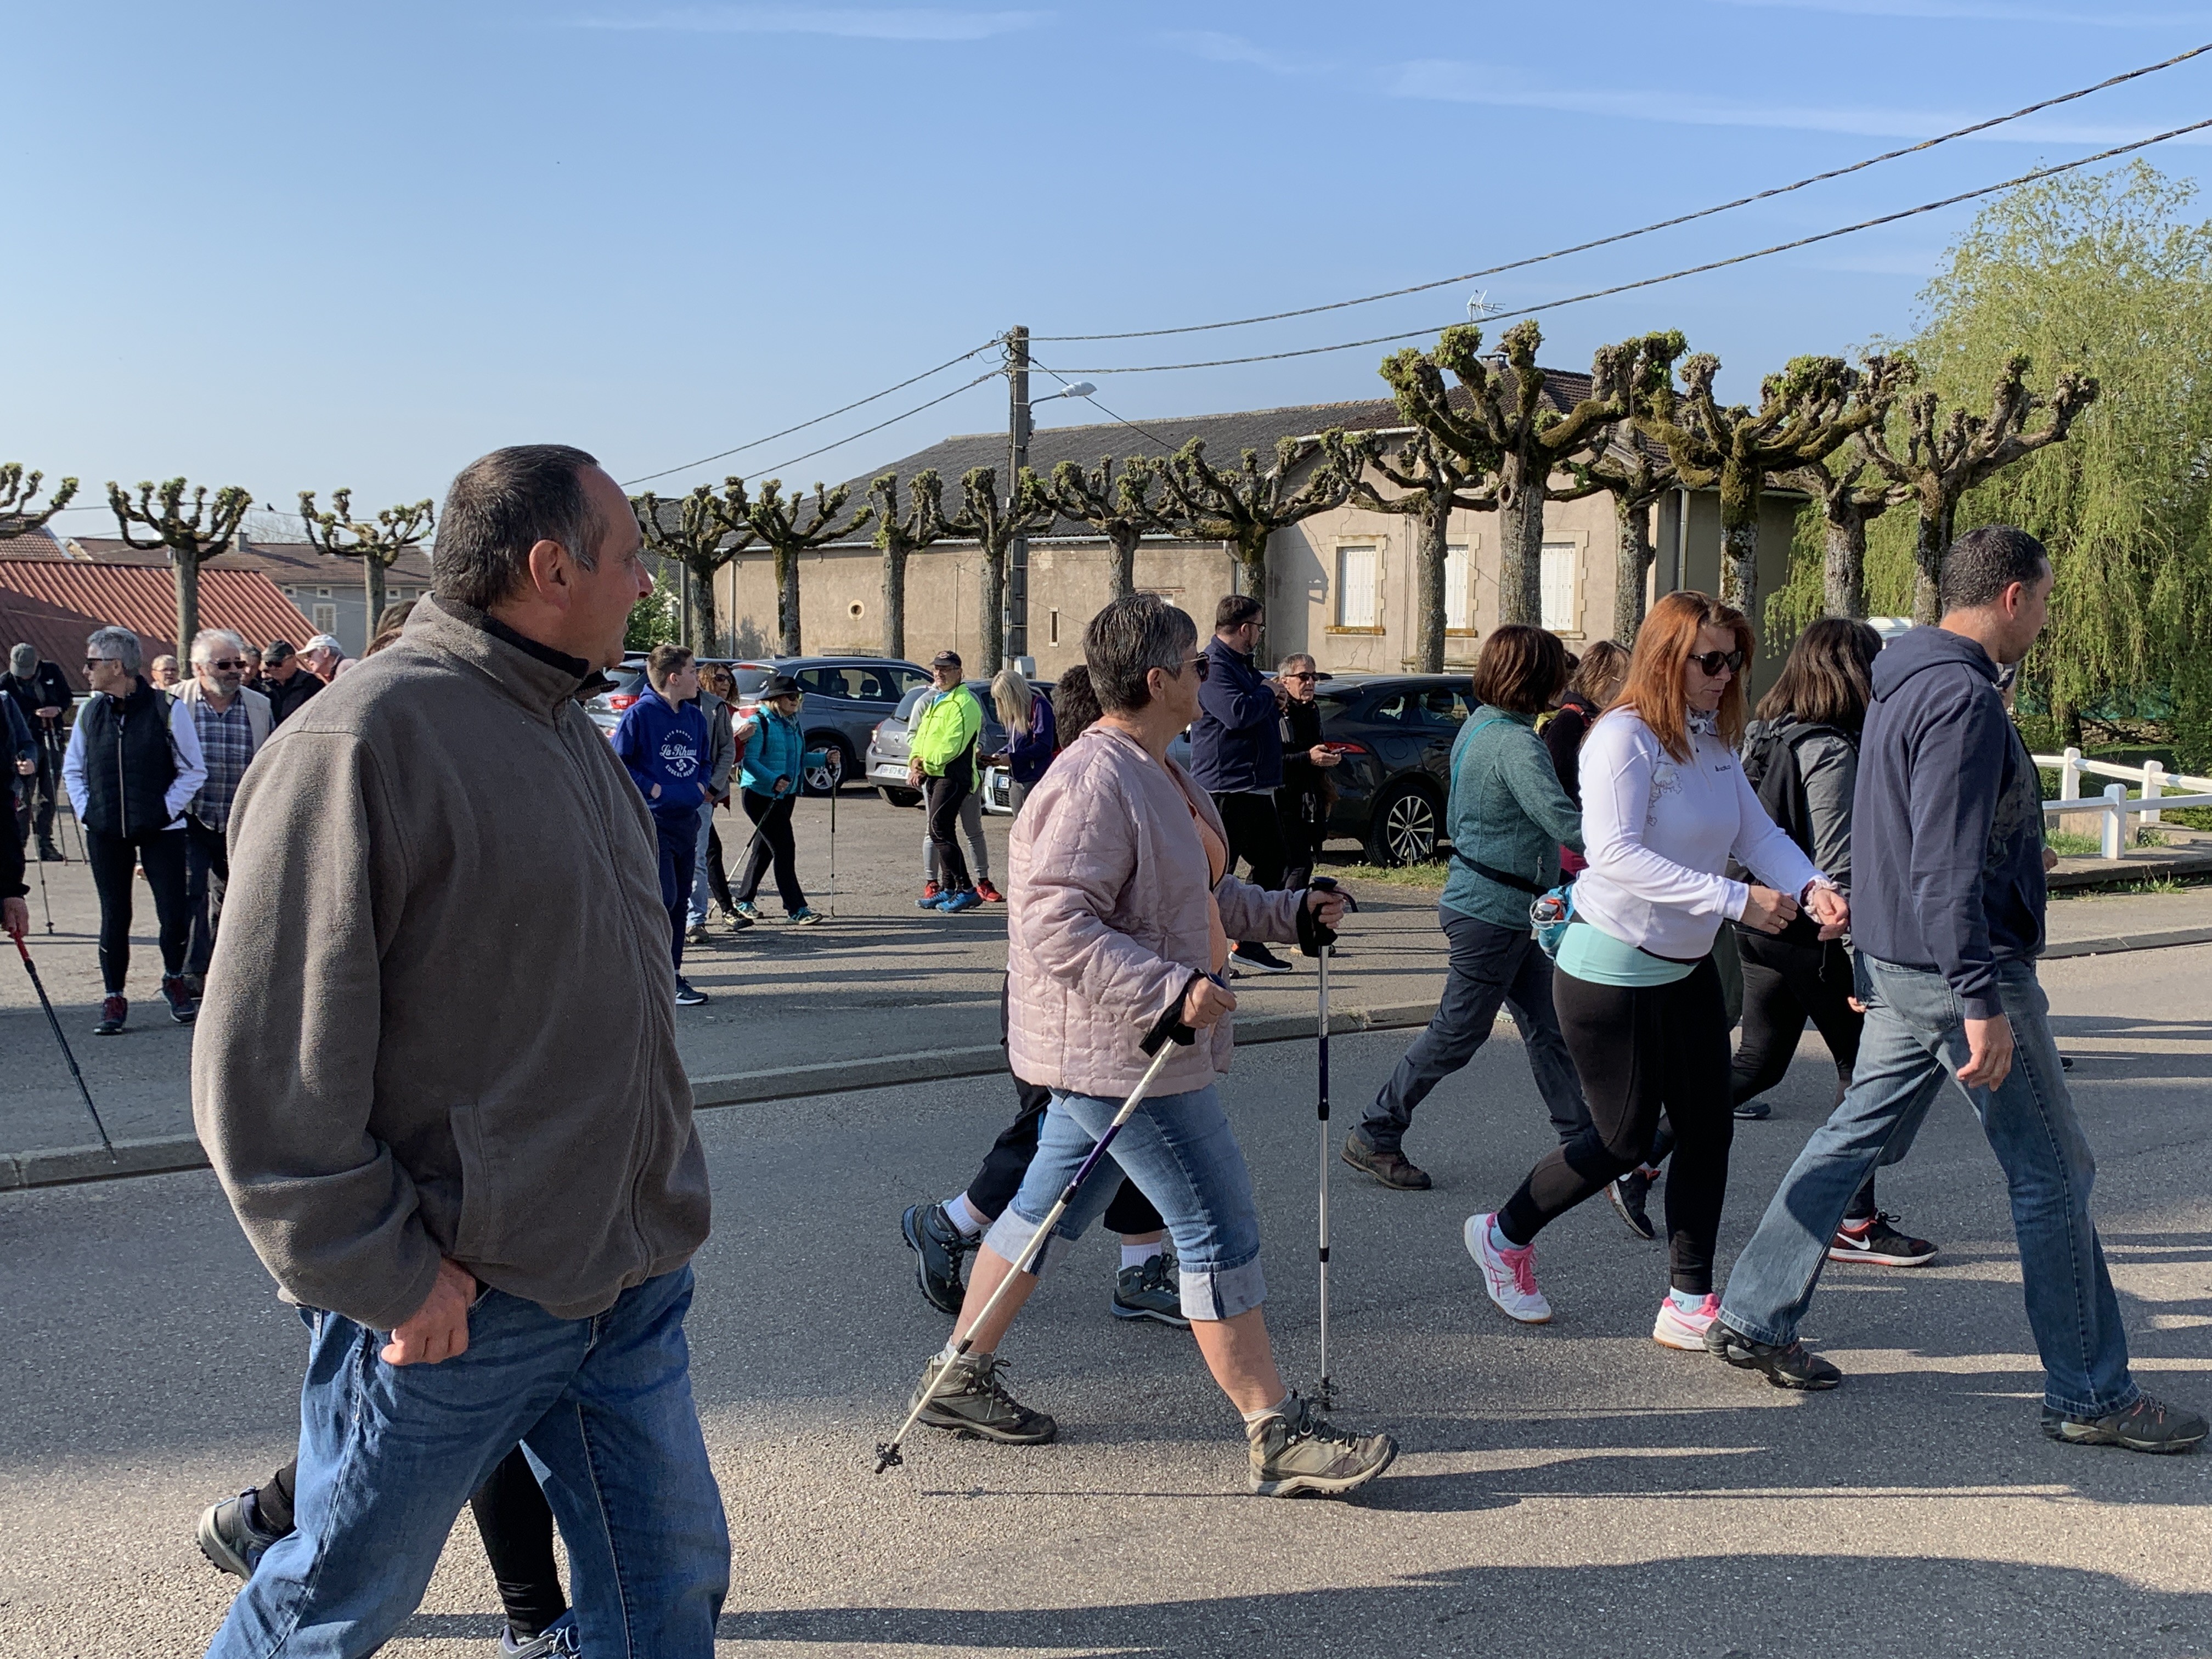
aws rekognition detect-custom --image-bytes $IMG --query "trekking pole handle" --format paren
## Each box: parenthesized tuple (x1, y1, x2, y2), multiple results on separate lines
(1139, 980, 1204, 1056)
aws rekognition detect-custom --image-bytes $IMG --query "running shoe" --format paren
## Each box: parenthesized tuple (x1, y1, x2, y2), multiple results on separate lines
(685, 922, 712, 945)
(915, 882, 942, 909)
(1733, 1099, 1773, 1121)
(908, 1352, 1057, 1444)
(196, 1490, 285, 1579)
(786, 906, 823, 925)
(94, 994, 127, 1036)
(900, 1201, 974, 1314)
(1703, 1316, 1842, 1390)
(163, 973, 198, 1024)
(939, 888, 983, 913)
(2041, 1393, 2208, 1454)
(1248, 1394, 1397, 1498)
(975, 879, 1006, 904)
(1111, 1251, 1189, 1327)
(723, 906, 754, 932)
(1464, 1212, 1551, 1324)
(1230, 941, 1293, 975)
(1652, 1293, 1720, 1351)
(674, 978, 708, 1006)
(501, 1611, 582, 1657)
(1607, 1169, 1657, 1240)
(730, 900, 761, 922)
(1828, 1212, 1938, 1267)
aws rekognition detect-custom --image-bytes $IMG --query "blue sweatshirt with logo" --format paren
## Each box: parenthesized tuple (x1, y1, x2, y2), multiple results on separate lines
(612, 685, 710, 826)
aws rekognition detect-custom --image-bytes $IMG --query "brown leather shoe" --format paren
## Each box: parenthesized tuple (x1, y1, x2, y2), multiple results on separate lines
(1341, 1131, 1431, 1190)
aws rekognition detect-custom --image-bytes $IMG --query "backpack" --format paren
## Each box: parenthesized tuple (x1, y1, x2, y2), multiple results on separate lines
(1735, 716, 1852, 945)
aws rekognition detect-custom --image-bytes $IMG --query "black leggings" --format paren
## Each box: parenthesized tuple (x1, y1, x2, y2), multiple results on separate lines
(259, 1449, 565, 1639)
(705, 822, 735, 915)
(1499, 956, 1734, 1294)
(735, 789, 805, 911)
(926, 771, 973, 892)
(1734, 931, 1878, 1218)
(84, 824, 190, 992)
(1211, 791, 1286, 893)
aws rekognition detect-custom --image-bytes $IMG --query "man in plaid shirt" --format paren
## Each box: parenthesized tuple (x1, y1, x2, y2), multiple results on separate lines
(179, 629, 273, 1000)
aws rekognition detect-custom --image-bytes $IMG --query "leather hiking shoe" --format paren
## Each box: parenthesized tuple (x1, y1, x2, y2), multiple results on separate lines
(1607, 1169, 1657, 1240)
(196, 1491, 285, 1579)
(901, 1201, 974, 1314)
(1112, 1251, 1189, 1328)
(162, 974, 198, 1024)
(975, 879, 1006, 904)
(1341, 1131, 1431, 1190)
(1829, 1211, 1938, 1267)
(909, 1352, 1057, 1444)
(94, 994, 127, 1036)
(1704, 1316, 1842, 1390)
(2042, 1393, 2208, 1454)
(1249, 1393, 1397, 1498)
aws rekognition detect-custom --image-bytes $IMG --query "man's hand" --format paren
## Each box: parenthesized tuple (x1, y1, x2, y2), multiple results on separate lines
(381, 1258, 477, 1366)
(907, 761, 924, 788)
(1309, 744, 1341, 769)
(14, 757, 32, 776)
(36, 707, 60, 720)
(1739, 885, 1800, 934)
(2043, 847, 2061, 872)
(3, 895, 27, 941)
(648, 782, 662, 799)
(1305, 885, 1350, 930)
(1958, 1013, 2016, 1092)
(1180, 975, 1238, 1030)
(1271, 679, 1290, 708)
(1803, 884, 1849, 940)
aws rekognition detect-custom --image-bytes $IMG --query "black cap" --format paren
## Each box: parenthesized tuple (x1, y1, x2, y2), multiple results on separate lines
(761, 673, 802, 699)
(932, 650, 962, 668)
(264, 640, 297, 664)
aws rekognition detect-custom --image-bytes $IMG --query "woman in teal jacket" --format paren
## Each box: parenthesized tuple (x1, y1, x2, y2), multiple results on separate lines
(1341, 626, 1592, 1190)
(731, 674, 828, 923)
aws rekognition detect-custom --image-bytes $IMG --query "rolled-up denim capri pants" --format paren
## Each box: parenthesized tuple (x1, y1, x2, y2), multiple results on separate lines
(980, 1083, 1267, 1321)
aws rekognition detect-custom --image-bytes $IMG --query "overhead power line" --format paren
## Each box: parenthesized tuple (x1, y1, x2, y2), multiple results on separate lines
(1047, 114, 2212, 377)
(1036, 41, 2212, 345)
(744, 369, 1003, 482)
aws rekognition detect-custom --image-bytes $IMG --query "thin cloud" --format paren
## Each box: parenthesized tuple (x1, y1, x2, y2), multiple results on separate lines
(571, 7, 1050, 42)
(1709, 0, 2211, 24)
(1161, 30, 1317, 75)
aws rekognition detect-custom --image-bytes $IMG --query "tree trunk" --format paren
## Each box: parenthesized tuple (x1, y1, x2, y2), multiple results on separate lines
(775, 546, 802, 656)
(1109, 524, 1138, 602)
(1495, 456, 1544, 627)
(173, 548, 199, 664)
(2053, 693, 2083, 749)
(1413, 495, 1448, 673)
(1822, 511, 1867, 619)
(1235, 534, 1269, 658)
(1613, 495, 1652, 646)
(1717, 500, 1759, 618)
(364, 555, 388, 642)
(686, 555, 720, 656)
(978, 547, 1005, 674)
(881, 544, 907, 660)
(1911, 508, 1944, 626)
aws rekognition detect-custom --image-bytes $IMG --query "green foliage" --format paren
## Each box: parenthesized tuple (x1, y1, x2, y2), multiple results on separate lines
(625, 581, 680, 651)
(0, 464, 78, 538)
(108, 476, 253, 651)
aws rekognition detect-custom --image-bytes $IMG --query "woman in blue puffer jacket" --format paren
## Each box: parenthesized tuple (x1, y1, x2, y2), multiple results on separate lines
(731, 673, 828, 924)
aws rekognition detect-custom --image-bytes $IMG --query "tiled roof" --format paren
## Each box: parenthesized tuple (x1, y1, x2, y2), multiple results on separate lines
(61, 535, 436, 586)
(0, 556, 314, 693)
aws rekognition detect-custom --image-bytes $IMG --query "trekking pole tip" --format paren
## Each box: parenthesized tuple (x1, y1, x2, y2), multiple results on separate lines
(873, 1442, 905, 1474)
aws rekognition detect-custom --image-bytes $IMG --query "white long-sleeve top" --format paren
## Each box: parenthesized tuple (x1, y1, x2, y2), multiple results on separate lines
(1573, 706, 1825, 958)
(63, 690, 207, 832)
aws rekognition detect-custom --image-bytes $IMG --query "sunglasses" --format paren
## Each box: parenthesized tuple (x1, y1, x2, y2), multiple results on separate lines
(1184, 654, 1211, 682)
(206, 659, 248, 671)
(83, 657, 116, 669)
(1282, 671, 1317, 682)
(1688, 649, 1744, 676)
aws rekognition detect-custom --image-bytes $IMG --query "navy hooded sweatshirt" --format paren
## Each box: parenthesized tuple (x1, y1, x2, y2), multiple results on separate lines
(611, 684, 710, 826)
(1852, 625, 2046, 1021)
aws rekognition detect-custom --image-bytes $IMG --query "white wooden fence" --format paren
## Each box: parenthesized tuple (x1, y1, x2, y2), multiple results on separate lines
(2035, 748, 2212, 859)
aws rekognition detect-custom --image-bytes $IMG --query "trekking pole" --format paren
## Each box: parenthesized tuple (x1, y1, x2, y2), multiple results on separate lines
(827, 771, 838, 918)
(875, 991, 1199, 1474)
(32, 841, 53, 933)
(13, 934, 117, 1160)
(1301, 876, 1356, 1410)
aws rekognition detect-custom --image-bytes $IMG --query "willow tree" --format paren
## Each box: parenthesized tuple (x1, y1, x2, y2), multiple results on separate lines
(0, 465, 78, 539)
(1031, 454, 1166, 602)
(300, 489, 436, 631)
(630, 480, 754, 653)
(1149, 435, 1359, 635)
(1335, 430, 1496, 671)
(742, 479, 868, 658)
(1568, 332, 1689, 644)
(868, 469, 946, 661)
(942, 465, 1051, 674)
(108, 477, 251, 656)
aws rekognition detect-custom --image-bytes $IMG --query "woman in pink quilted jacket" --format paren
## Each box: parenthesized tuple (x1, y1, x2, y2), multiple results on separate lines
(897, 594, 1398, 1499)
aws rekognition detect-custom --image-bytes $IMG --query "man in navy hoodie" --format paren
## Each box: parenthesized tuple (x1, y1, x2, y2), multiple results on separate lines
(1189, 594, 1294, 975)
(1709, 526, 2205, 1453)
(613, 643, 712, 1006)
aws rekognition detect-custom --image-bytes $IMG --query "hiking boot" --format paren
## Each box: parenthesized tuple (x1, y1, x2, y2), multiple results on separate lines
(1464, 1212, 1550, 1323)
(1652, 1292, 1720, 1351)
(1112, 1251, 1189, 1328)
(731, 900, 761, 922)
(196, 1490, 285, 1579)
(686, 922, 712, 945)
(674, 978, 708, 1006)
(162, 974, 198, 1024)
(939, 888, 982, 913)
(787, 906, 823, 925)
(501, 1611, 582, 1658)
(95, 994, 127, 1036)
(1230, 941, 1292, 976)
(723, 906, 755, 932)
(900, 1201, 974, 1315)
(908, 1351, 1057, 1444)
(1704, 1316, 1842, 1390)
(37, 838, 62, 862)
(1829, 1211, 1938, 1267)
(2041, 1393, 2208, 1454)
(1248, 1393, 1397, 1498)
(915, 882, 942, 909)
(1341, 1130, 1431, 1190)
(1607, 1169, 1658, 1241)
(975, 879, 1006, 904)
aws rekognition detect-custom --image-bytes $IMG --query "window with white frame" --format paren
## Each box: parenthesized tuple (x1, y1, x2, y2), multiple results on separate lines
(1540, 541, 1579, 634)
(312, 603, 338, 633)
(1445, 544, 1471, 633)
(1335, 545, 1379, 629)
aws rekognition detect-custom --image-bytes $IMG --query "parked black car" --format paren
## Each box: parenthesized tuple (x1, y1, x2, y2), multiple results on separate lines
(1257, 673, 1479, 865)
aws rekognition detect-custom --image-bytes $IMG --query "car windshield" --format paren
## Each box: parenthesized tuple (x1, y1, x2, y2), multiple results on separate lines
(731, 665, 775, 697)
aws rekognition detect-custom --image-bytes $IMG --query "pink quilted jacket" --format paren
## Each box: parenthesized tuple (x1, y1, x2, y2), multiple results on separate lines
(1007, 724, 1303, 1097)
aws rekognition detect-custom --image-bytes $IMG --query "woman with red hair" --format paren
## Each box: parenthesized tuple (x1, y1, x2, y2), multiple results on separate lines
(1462, 592, 1849, 1347)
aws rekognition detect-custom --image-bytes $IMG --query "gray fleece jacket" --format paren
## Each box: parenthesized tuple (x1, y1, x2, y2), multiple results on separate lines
(191, 596, 710, 1331)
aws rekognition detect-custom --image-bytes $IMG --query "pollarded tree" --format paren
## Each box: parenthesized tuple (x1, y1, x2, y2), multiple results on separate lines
(1859, 356, 2098, 625)
(868, 469, 946, 662)
(743, 478, 870, 658)
(107, 477, 251, 658)
(630, 480, 755, 654)
(1031, 454, 1167, 603)
(1149, 435, 1360, 634)
(0, 464, 78, 539)
(942, 465, 1053, 675)
(1778, 449, 1908, 622)
(1335, 430, 1497, 672)
(1563, 332, 1689, 646)
(299, 489, 436, 633)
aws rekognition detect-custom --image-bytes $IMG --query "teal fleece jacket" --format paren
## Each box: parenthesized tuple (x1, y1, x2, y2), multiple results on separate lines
(1439, 706, 1584, 928)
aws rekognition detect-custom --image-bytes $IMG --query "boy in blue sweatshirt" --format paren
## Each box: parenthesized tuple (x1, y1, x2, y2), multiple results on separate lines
(612, 644, 712, 1002)
(1712, 526, 2204, 1453)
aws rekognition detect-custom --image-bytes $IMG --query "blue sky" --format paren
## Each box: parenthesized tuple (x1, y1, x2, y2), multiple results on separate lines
(13, 2, 2212, 534)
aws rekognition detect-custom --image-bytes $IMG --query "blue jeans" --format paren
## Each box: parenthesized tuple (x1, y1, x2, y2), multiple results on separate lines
(686, 800, 716, 928)
(206, 1267, 727, 1659)
(982, 1084, 1266, 1321)
(1718, 955, 2137, 1418)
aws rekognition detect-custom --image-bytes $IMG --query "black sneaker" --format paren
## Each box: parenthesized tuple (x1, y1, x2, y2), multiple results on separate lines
(908, 1351, 1058, 1444)
(1340, 1130, 1432, 1191)
(1704, 1316, 1842, 1390)
(1607, 1169, 1657, 1240)
(1249, 1393, 1397, 1498)
(674, 978, 708, 1006)
(1828, 1211, 1938, 1267)
(901, 1201, 975, 1315)
(1231, 941, 1293, 976)
(162, 973, 198, 1024)
(1733, 1099, 1773, 1120)
(2041, 1393, 2208, 1454)
(196, 1490, 285, 1579)
(37, 839, 62, 862)
(1112, 1251, 1189, 1327)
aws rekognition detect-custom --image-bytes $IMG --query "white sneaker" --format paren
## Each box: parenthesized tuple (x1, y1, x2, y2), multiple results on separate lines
(1464, 1212, 1551, 1324)
(1652, 1292, 1719, 1351)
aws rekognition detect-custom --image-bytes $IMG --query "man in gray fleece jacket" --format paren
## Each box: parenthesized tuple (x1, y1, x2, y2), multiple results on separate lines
(193, 445, 729, 1657)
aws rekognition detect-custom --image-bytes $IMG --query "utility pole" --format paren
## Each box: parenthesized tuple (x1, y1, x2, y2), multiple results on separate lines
(1005, 324, 1030, 666)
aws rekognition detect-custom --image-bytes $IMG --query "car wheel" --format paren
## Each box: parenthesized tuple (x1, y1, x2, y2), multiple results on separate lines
(878, 786, 922, 809)
(1364, 781, 1441, 867)
(803, 737, 852, 795)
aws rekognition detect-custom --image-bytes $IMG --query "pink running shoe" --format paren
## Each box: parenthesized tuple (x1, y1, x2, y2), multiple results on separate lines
(1652, 1293, 1720, 1351)
(1464, 1212, 1551, 1323)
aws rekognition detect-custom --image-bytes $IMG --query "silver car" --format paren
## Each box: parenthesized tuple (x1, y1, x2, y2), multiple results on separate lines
(866, 679, 1036, 810)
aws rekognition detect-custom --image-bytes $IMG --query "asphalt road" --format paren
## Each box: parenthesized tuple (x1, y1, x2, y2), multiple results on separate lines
(3, 943, 2207, 1657)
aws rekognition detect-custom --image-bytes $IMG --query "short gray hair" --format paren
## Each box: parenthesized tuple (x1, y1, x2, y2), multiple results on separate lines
(87, 625, 143, 678)
(1278, 652, 1316, 674)
(1086, 593, 1197, 713)
(191, 628, 246, 665)
(434, 444, 605, 611)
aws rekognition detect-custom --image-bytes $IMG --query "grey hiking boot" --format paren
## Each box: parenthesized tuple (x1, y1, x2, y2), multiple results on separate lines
(196, 1490, 285, 1578)
(908, 1351, 1058, 1445)
(1112, 1250, 1189, 1328)
(1248, 1393, 1397, 1498)
(2042, 1393, 2208, 1454)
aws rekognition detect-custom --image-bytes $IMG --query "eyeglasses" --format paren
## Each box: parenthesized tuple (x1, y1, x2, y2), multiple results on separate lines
(83, 657, 115, 669)
(1687, 649, 1744, 677)
(1282, 671, 1317, 682)
(206, 659, 247, 671)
